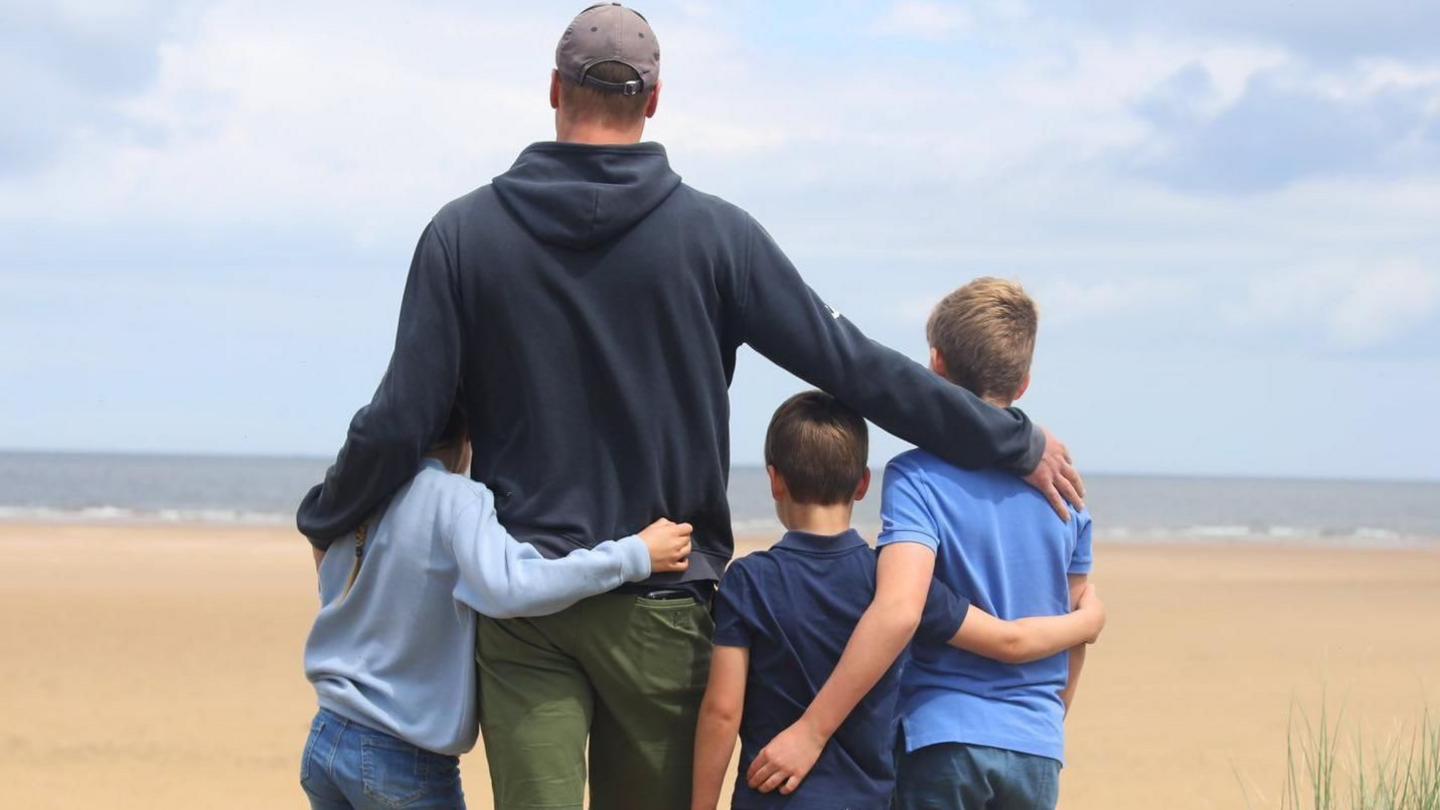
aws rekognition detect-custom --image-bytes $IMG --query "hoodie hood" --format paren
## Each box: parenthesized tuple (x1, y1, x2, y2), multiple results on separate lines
(492, 141, 682, 250)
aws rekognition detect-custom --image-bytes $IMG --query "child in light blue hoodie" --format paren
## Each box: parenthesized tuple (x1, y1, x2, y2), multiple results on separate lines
(300, 404, 692, 810)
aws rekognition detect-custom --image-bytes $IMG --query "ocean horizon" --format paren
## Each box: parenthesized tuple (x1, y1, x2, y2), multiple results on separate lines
(2, 449, 1437, 548)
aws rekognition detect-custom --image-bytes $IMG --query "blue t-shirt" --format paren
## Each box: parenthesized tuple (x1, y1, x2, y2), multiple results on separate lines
(878, 449, 1094, 765)
(713, 529, 970, 810)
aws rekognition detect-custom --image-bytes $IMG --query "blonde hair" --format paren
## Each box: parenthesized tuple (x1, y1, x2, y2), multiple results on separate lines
(926, 277, 1037, 403)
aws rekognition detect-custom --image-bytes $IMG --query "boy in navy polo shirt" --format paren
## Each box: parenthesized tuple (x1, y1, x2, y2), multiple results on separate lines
(690, 391, 1105, 810)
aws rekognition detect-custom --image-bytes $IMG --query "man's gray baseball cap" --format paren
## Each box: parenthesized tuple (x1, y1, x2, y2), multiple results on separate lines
(555, 3, 659, 96)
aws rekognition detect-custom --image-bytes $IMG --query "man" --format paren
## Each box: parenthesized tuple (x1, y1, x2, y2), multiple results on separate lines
(297, 5, 1083, 810)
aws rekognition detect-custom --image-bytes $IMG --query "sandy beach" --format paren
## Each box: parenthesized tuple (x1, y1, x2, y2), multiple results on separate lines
(1, 522, 1437, 810)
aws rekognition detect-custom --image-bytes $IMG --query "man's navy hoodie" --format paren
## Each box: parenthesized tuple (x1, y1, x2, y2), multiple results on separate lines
(298, 142, 1043, 585)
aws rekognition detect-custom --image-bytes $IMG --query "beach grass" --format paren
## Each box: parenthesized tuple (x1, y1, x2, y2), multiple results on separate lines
(1271, 701, 1440, 810)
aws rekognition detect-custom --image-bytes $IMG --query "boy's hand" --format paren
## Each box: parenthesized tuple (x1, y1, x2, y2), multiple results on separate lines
(746, 718, 827, 795)
(1024, 427, 1085, 521)
(638, 518, 692, 574)
(1075, 583, 1105, 643)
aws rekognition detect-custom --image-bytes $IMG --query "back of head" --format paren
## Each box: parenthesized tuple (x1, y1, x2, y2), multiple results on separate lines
(555, 4, 660, 129)
(558, 61, 653, 128)
(764, 391, 869, 506)
(926, 277, 1037, 405)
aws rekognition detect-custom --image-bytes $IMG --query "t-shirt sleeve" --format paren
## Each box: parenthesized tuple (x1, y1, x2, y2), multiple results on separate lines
(877, 458, 939, 552)
(1069, 508, 1094, 575)
(712, 563, 754, 648)
(916, 575, 971, 646)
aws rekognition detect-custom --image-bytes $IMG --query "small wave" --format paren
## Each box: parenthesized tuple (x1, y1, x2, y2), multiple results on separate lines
(1097, 524, 1436, 549)
(0, 505, 291, 526)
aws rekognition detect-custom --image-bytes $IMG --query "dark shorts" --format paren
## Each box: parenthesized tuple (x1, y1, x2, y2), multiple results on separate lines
(893, 742, 1060, 810)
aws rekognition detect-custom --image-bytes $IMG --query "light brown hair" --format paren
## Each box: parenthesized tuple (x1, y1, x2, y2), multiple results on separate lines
(764, 391, 868, 506)
(559, 61, 652, 127)
(926, 277, 1038, 403)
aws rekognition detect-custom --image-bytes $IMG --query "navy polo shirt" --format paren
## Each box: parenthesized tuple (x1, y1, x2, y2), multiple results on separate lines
(713, 529, 970, 810)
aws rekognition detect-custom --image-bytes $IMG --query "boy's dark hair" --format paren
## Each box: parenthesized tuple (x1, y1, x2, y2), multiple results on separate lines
(764, 391, 868, 506)
(559, 61, 652, 127)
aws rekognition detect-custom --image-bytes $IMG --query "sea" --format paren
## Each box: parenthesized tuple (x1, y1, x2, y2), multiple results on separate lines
(1, 451, 1438, 548)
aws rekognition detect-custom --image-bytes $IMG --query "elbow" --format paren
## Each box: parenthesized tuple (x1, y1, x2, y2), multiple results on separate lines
(995, 629, 1034, 665)
(876, 600, 924, 640)
(475, 591, 530, 620)
(700, 699, 743, 729)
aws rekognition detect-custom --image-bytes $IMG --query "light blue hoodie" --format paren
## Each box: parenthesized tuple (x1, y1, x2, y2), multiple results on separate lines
(303, 459, 651, 755)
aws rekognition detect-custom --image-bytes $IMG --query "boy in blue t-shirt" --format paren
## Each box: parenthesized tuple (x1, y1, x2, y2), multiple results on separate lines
(690, 391, 1104, 810)
(884, 277, 1094, 809)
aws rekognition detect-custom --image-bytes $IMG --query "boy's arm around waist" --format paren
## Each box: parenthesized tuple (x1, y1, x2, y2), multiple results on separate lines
(448, 485, 651, 619)
(296, 220, 464, 548)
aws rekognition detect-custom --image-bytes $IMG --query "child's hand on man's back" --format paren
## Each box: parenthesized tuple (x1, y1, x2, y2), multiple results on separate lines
(639, 518, 692, 574)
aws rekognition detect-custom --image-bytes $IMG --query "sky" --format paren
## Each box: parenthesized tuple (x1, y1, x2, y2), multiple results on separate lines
(1, 0, 1438, 480)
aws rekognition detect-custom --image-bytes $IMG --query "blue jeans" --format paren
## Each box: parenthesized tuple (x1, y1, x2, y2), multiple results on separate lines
(893, 742, 1060, 810)
(300, 708, 466, 810)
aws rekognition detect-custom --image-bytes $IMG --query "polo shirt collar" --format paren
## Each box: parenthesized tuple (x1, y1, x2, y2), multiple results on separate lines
(776, 528, 868, 555)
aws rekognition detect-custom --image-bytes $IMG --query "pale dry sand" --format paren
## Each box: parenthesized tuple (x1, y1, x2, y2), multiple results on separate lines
(1, 523, 1437, 809)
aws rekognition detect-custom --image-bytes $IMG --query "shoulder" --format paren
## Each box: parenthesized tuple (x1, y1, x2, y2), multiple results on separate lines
(664, 182, 755, 234)
(886, 449, 933, 478)
(718, 549, 781, 593)
(433, 184, 499, 223)
(409, 466, 494, 516)
(426, 185, 504, 244)
(891, 448, 1017, 493)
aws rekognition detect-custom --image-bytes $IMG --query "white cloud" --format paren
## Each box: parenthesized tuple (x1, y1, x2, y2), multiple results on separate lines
(871, 1, 973, 41)
(1228, 261, 1440, 348)
(1331, 262, 1440, 347)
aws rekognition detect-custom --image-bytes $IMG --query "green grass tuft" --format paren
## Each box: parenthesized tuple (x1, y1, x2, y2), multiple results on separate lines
(1273, 701, 1439, 810)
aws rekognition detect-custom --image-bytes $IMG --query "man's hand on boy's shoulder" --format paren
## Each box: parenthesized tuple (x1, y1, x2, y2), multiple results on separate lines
(1024, 427, 1085, 521)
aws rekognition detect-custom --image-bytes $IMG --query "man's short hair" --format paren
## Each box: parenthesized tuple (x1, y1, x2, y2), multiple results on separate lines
(763, 391, 868, 506)
(926, 277, 1038, 402)
(559, 61, 652, 127)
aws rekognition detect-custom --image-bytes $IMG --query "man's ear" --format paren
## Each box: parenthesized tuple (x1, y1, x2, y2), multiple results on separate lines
(929, 347, 947, 378)
(549, 69, 561, 111)
(767, 465, 786, 500)
(645, 80, 662, 119)
(854, 467, 872, 502)
(1015, 372, 1031, 401)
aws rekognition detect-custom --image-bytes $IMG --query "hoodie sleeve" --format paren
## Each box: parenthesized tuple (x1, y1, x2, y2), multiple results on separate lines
(448, 487, 652, 620)
(296, 221, 463, 547)
(733, 217, 1043, 474)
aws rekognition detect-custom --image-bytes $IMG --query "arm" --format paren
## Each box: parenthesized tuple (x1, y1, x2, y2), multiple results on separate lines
(692, 646, 749, 810)
(451, 493, 691, 619)
(745, 542, 935, 795)
(733, 220, 1082, 517)
(947, 581, 1104, 664)
(296, 221, 464, 548)
(1061, 574, 1090, 713)
(736, 219, 1033, 472)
